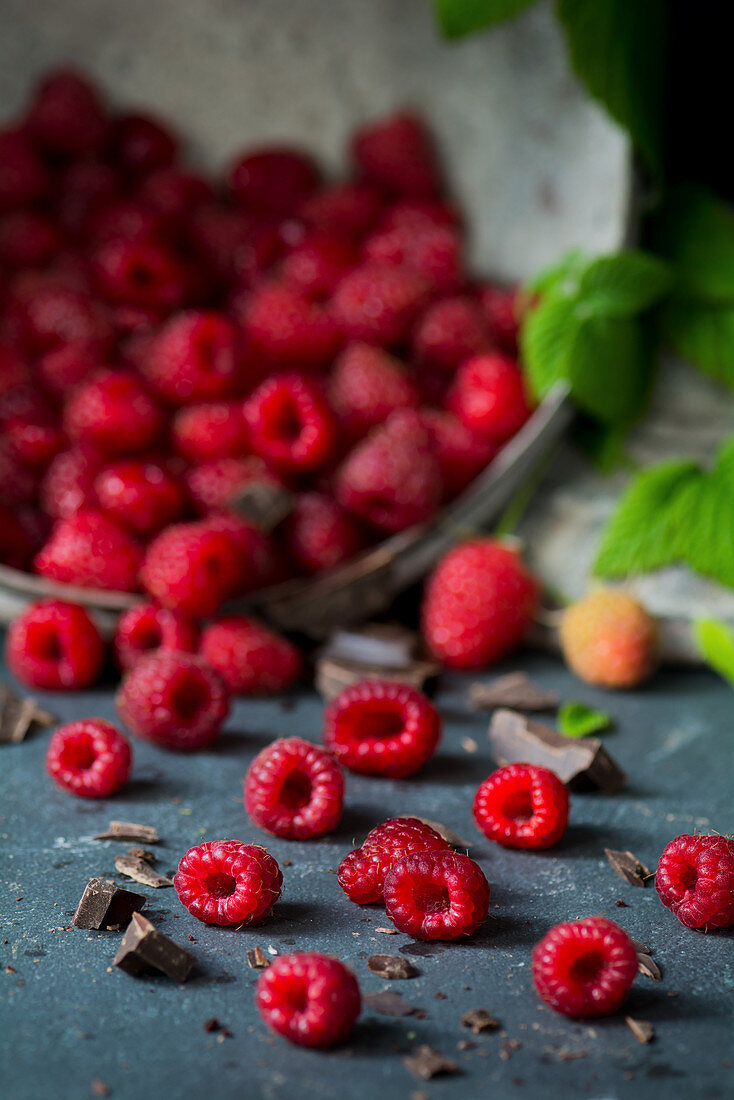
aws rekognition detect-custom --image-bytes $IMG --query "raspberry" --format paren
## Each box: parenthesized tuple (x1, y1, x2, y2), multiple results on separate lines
(174, 839, 282, 925)
(63, 369, 164, 456)
(364, 224, 463, 296)
(40, 445, 102, 519)
(283, 492, 364, 575)
(200, 616, 302, 695)
(448, 352, 532, 444)
(422, 539, 538, 669)
(559, 590, 658, 690)
(297, 183, 383, 239)
(25, 69, 107, 156)
(228, 147, 319, 216)
(244, 737, 344, 839)
(46, 719, 131, 799)
(324, 680, 441, 778)
(14, 282, 112, 355)
(172, 402, 246, 462)
(185, 457, 275, 516)
(203, 512, 283, 593)
(281, 234, 359, 298)
(138, 169, 213, 223)
(335, 409, 442, 533)
(142, 311, 244, 405)
(331, 263, 430, 347)
(87, 198, 166, 247)
(141, 521, 241, 616)
(473, 764, 569, 849)
(38, 342, 104, 397)
(338, 817, 450, 904)
(5, 416, 65, 470)
(57, 159, 118, 235)
(243, 373, 336, 473)
(5, 599, 105, 690)
(383, 851, 489, 940)
(0, 344, 31, 395)
(256, 953, 360, 1048)
(328, 342, 419, 439)
(117, 651, 230, 751)
(351, 112, 441, 196)
(113, 603, 199, 671)
(107, 112, 178, 179)
(532, 917, 638, 1018)
(656, 834, 734, 930)
(478, 283, 521, 354)
(380, 198, 460, 233)
(419, 409, 497, 498)
(92, 238, 190, 312)
(187, 204, 270, 286)
(243, 282, 341, 371)
(0, 130, 49, 211)
(0, 211, 62, 270)
(94, 460, 186, 537)
(413, 296, 489, 373)
(35, 510, 142, 593)
(0, 436, 37, 508)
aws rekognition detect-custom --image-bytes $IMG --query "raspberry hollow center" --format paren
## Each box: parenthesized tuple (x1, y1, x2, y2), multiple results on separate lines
(171, 676, 208, 720)
(279, 769, 312, 810)
(414, 883, 450, 915)
(502, 789, 533, 822)
(680, 863, 698, 890)
(205, 872, 237, 899)
(357, 708, 405, 741)
(59, 737, 96, 770)
(32, 625, 63, 662)
(569, 949, 604, 985)
(133, 624, 162, 651)
(272, 400, 303, 443)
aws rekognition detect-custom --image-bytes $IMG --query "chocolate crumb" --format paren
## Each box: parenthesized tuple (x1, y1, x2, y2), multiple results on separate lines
(126, 847, 157, 863)
(114, 855, 173, 888)
(364, 991, 416, 1017)
(625, 1017, 655, 1044)
(113, 912, 195, 982)
(72, 878, 145, 931)
(458, 1040, 475, 1051)
(91, 1080, 110, 1097)
(470, 673, 559, 712)
(500, 1039, 522, 1060)
(282, 860, 292, 867)
(604, 848, 651, 887)
(403, 1046, 458, 1081)
(367, 954, 417, 980)
(637, 954, 662, 982)
(188, 935, 197, 943)
(406, 816, 472, 849)
(435, 991, 446, 1000)
(616, 899, 629, 907)
(462, 1008, 500, 1034)
(0, 683, 56, 745)
(375, 927, 398, 935)
(461, 737, 478, 754)
(204, 1018, 220, 1033)
(94, 822, 160, 844)
(246, 946, 270, 970)
(630, 938, 650, 954)
(551, 1047, 589, 1062)
(5, 965, 16, 974)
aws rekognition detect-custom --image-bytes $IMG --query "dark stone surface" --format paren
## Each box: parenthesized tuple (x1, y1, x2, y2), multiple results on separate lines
(1, 654, 733, 1100)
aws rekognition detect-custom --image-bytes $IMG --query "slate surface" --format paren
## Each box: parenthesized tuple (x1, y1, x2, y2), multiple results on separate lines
(1, 653, 733, 1100)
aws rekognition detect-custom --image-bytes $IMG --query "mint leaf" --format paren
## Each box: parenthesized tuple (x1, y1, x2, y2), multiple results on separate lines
(650, 186, 734, 303)
(558, 701, 612, 738)
(524, 249, 586, 298)
(521, 295, 580, 401)
(579, 252, 672, 317)
(433, 0, 538, 37)
(660, 298, 734, 390)
(693, 618, 734, 686)
(567, 314, 653, 424)
(557, 0, 667, 174)
(671, 476, 734, 590)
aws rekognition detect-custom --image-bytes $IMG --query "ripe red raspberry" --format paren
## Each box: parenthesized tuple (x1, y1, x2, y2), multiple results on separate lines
(328, 342, 419, 439)
(351, 112, 441, 196)
(228, 147, 319, 216)
(324, 680, 441, 778)
(447, 352, 532, 445)
(257, 953, 360, 1048)
(413, 296, 489, 373)
(478, 283, 521, 354)
(243, 373, 336, 474)
(94, 459, 186, 538)
(422, 539, 538, 669)
(185, 457, 276, 516)
(172, 402, 246, 463)
(63, 369, 164, 456)
(174, 839, 282, 925)
(656, 834, 734, 930)
(335, 409, 442, 533)
(338, 817, 450, 904)
(283, 492, 364, 575)
(142, 311, 244, 405)
(57, 159, 119, 235)
(0, 211, 62, 270)
(138, 168, 214, 223)
(187, 203, 274, 286)
(113, 602, 199, 671)
(473, 764, 569, 850)
(200, 616, 302, 695)
(5, 598, 105, 691)
(384, 851, 489, 940)
(40, 445, 102, 519)
(86, 197, 166, 247)
(141, 521, 241, 616)
(38, 342, 104, 397)
(0, 130, 49, 212)
(419, 409, 497, 498)
(243, 282, 341, 371)
(364, 224, 463, 296)
(35, 510, 142, 593)
(46, 719, 131, 799)
(532, 917, 638, 1018)
(244, 737, 344, 840)
(203, 512, 284, 593)
(0, 436, 37, 508)
(92, 238, 190, 312)
(25, 69, 107, 156)
(297, 183, 384, 239)
(280, 234, 359, 298)
(5, 416, 65, 470)
(117, 651, 229, 751)
(107, 112, 178, 179)
(380, 197, 460, 233)
(331, 263, 430, 347)
(13, 281, 112, 355)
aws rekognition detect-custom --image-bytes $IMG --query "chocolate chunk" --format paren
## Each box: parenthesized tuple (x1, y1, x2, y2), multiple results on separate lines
(403, 1046, 458, 1080)
(488, 709, 626, 791)
(113, 912, 195, 982)
(625, 1017, 655, 1044)
(367, 955, 418, 980)
(406, 816, 472, 849)
(126, 847, 157, 863)
(637, 954, 662, 982)
(246, 946, 270, 969)
(0, 682, 56, 745)
(470, 673, 559, 712)
(94, 822, 160, 844)
(114, 855, 173, 888)
(232, 481, 294, 532)
(461, 1008, 500, 1034)
(630, 938, 650, 954)
(316, 654, 438, 702)
(604, 848, 651, 887)
(73, 878, 145, 931)
(364, 991, 416, 1017)
(204, 1018, 221, 1033)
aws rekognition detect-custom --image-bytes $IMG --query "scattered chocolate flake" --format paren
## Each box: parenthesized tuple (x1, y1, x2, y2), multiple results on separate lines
(367, 954, 417, 980)
(461, 736, 478, 754)
(282, 860, 292, 867)
(246, 946, 270, 970)
(462, 1008, 500, 1034)
(364, 991, 416, 1017)
(403, 1046, 458, 1081)
(113, 912, 195, 982)
(204, 1018, 220, 1033)
(435, 991, 446, 1000)
(625, 1017, 655, 1044)
(457, 1040, 475, 1051)
(114, 855, 173, 888)
(407, 816, 472, 849)
(126, 847, 157, 863)
(232, 480, 295, 532)
(470, 673, 559, 713)
(0, 682, 56, 745)
(94, 822, 160, 844)
(630, 938, 650, 954)
(410, 1092, 429, 1100)
(72, 878, 145, 931)
(5, 965, 16, 974)
(500, 1039, 522, 1060)
(637, 954, 662, 982)
(488, 709, 626, 791)
(604, 848, 651, 887)
(551, 1048, 589, 1062)
(316, 654, 438, 702)
(616, 899, 629, 907)
(375, 927, 398, 935)
(91, 1079, 110, 1097)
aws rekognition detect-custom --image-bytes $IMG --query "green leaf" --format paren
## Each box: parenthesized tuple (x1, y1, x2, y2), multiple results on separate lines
(649, 185, 734, 303)
(579, 252, 672, 317)
(523, 249, 587, 298)
(693, 618, 734, 687)
(660, 298, 734, 390)
(670, 476, 734, 590)
(433, 0, 539, 37)
(558, 701, 612, 738)
(520, 295, 579, 401)
(557, 0, 667, 175)
(566, 314, 654, 424)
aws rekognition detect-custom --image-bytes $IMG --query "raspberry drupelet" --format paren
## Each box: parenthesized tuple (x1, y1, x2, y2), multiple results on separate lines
(383, 850, 489, 940)
(5, 599, 105, 691)
(244, 737, 344, 840)
(473, 763, 569, 850)
(174, 840, 282, 926)
(256, 953, 361, 1048)
(46, 719, 131, 799)
(113, 602, 199, 671)
(338, 817, 450, 904)
(323, 680, 441, 779)
(532, 916, 638, 1018)
(656, 834, 734, 930)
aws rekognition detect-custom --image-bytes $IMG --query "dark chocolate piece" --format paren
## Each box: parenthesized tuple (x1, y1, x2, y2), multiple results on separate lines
(461, 1008, 500, 1034)
(367, 955, 418, 980)
(604, 848, 651, 887)
(488, 709, 626, 791)
(113, 912, 195, 982)
(407, 816, 472, 849)
(637, 953, 662, 982)
(469, 673, 559, 712)
(403, 1046, 458, 1081)
(204, 1018, 220, 1033)
(364, 990, 416, 1017)
(630, 938, 650, 954)
(114, 855, 173, 888)
(232, 481, 294, 532)
(0, 683, 56, 745)
(94, 821, 160, 844)
(315, 655, 438, 702)
(72, 878, 145, 930)
(246, 946, 270, 969)
(625, 1017, 655, 1044)
(499, 1039, 522, 1060)
(126, 846, 157, 862)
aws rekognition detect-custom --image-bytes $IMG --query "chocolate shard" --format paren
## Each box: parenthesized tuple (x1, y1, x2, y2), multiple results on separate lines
(403, 1046, 459, 1081)
(126, 846, 157, 863)
(0, 682, 56, 745)
(406, 816, 472, 850)
(232, 481, 295, 532)
(367, 954, 418, 980)
(461, 1008, 500, 1034)
(114, 855, 173, 888)
(72, 877, 146, 930)
(364, 990, 416, 1017)
(246, 946, 270, 970)
(637, 953, 662, 982)
(625, 1017, 655, 1044)
(113, 912, 195, 982)
(604, 848, 651, 887)
(469, 673, 559, 712)
(316, 655, 438, 703)
(375, 927, 398, 935)
(94, 821, 160, 844)
(630, 938, 650, 955)
(488, 708, 626, 791)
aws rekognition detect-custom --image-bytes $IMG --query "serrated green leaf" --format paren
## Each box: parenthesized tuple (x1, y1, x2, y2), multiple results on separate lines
(566, 314, 653, 424)
(670, 476, 734, 590)
(558, 701, 612, 738)
(660, 297, 734, 390)
(650, 185, 734, 303)
(433, 0, 539, 37)
(523, 249, 587, 298)
(693, 618, 734, 686)
(520, 295, 579, 401)
(579, 252, 672, 317)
